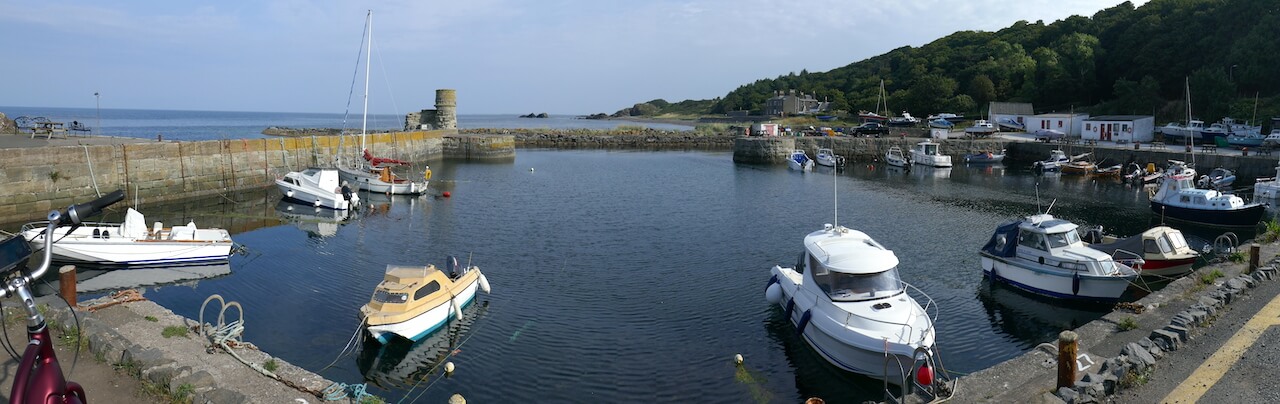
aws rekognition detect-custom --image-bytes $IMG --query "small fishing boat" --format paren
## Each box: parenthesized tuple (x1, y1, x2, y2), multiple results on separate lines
(1196, 167, 1236, 190)
(1060, 153, 1096, 175)
(963, 149, 1005, 164)
(979, 213, 1139, 301)
(928, 119, 954, 129)
(885, 146, 911, 168)
(1254, 158, 1280, 200)
(886, 112, 919, 127)
(788, 150, 814, 172)
(1124, 162, 1162, 185)
(1033, 129, 1067, 142)
(765, 223, 937, 382)
(964, 120, 997, 137)
(361, 257, 492, 343)
(996, 117, 1025, 132)
(815, 148, 846, 168)
(1032, 150, 1070, 171)
(1083, 225, 1199, 278)
(910, 140, 952, 168)
(1150, 160, 1265, 227)
(858, 110, 888, 122)
(20, 206, 234, 268)
(927, 113, 964, 122)
(1090, 164, 1123, 178)
(276, 167, 360, 210)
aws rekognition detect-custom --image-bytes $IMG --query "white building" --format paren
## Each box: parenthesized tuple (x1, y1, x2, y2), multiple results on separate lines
(1026, 113, 1089, 137)
(1082, 115, 1155, 143)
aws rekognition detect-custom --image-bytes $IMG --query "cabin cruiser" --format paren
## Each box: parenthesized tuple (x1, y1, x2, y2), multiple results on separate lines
(815, 148, 846, 168)
(910, 140, 952, 167)
(887, 112, 919, 127)
(885, 146, 910, 168)
(1032, 150, 1070, 171)
(979, 213, 1139, 301)
(996, 117, 1025, 131)
(788, 150, 814, 172)
(964, 120, 997, 137)
(276, 168, 359, 210)
(361, 257, 491, 343)
(765, 224, 937, 383)
(1160, 120, 1205, 144)
(1151, 160, 1264, 227)
(1083, 225, 1199, 278)
(1253, 157, 1280, 200)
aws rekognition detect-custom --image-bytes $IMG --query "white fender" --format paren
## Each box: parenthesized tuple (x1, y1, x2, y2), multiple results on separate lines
(313, 199, 321, 207)
(286, 190, 294, 198)
(765, 282, 783, 304)
(478, 272, 491, 294)
(451, 297, 462, 320)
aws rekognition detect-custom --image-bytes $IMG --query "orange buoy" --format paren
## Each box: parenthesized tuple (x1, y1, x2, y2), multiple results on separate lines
(442, 191, 451, 198)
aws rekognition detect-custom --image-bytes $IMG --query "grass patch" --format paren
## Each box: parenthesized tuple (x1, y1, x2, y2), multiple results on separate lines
(1201, 269, 1226, 284)
(171, 383, 195, 404)
(264, 358, 278, 373)
(1226, 251, 1247, 263)
(145, 315, 159, 322)
(1119, 368, 1150, 389)
(161, 325, 189, 339)
(1117, 317, 1140, 331)
(1262, 219, 1280, 243)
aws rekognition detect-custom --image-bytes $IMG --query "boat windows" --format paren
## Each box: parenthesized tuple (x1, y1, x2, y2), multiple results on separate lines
(373, 289, 408, 304)
(814, 270, 904, 302)
(1145, 239, 1163, 254)
(1044, 231, 1080, 249)
(414, 281, 441, 301)
(1166, 232, 1189, 251)
(1018, 232, 1046, 251)
(796, 252, 807, 274)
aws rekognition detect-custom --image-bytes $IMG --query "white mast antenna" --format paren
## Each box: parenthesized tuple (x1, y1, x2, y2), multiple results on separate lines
(361, 10, 372, 152)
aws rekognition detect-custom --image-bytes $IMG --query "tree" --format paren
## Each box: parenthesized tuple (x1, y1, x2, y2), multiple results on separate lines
(968, 75, 997, 108)
(1189, 68, 1233, 123)
(906, 75, 957, 114)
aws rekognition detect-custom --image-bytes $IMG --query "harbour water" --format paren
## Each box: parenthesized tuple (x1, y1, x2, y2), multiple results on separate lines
(0, 106, 694, 140)
(14, 150, 1269, 403)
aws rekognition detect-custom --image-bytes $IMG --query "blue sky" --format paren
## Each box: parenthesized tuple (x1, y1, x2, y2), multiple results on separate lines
(1, 0, 1146, 115)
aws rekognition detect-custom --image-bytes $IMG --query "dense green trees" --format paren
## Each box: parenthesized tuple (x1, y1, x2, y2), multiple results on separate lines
(645, 0, 1280, 126)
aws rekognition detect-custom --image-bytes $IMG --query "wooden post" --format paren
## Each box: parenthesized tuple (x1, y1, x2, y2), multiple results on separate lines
(1057, 331, 1078, 389)
(1250, 243, 1261, 272)
(58, 265, 77, 307)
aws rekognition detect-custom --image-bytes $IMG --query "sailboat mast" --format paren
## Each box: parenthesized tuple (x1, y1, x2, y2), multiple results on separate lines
(361, 10, 372, 152)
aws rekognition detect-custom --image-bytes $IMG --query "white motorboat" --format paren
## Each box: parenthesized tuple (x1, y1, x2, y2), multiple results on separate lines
(1032, 150, 1070, 171)
(996, 117, 1025, 131)
(20, 207, 234, 267)
(1261, 129, 1280, 148)
(815, 148, 846, 168)
(765, 224, 937, 382)
(1254, 157, 1280, 200)
(1159, 120, 1204, 143)
(927, 113, 963, 122)
(909, 140, 952, 167)
(928, 119, 954, 129)
(361, 257, 491, 343)
(979, 213, 1139, 301)
(788, 150, 814, 172)
(1150, 160, 1265, 227)
(336, 11, 428, 195)
(886, 112, 919, 127)
(1033, 128, 1067, 142)
(1196, 167, 1236, 190)
(964, 120, 996, 137)
(276, 167, 360, 210)
(884, 146, 911, 168)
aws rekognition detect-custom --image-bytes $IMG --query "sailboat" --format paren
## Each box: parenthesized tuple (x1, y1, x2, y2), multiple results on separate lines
(337, 10, 429, 196)
(858, 80, 890, 122)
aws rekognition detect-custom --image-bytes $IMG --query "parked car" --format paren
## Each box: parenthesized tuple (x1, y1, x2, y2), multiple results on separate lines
(854, 122, 889, 136)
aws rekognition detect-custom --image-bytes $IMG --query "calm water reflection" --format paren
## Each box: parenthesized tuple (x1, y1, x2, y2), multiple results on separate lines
(12, 150, 1272, 403)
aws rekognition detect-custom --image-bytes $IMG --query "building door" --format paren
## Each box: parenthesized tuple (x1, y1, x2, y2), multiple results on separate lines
(1101, 124, 1111, 141)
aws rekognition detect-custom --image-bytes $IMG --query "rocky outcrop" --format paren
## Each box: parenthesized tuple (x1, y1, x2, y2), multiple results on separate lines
(0, 112, 14, 134)
(261, 126, 343, 137)
(462, 128, 734, 150)
(519, 113, 549, 118)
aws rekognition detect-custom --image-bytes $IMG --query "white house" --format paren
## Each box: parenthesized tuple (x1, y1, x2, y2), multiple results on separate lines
(1082, 115, 1155, 143)
(1026, 113, 1089, 137)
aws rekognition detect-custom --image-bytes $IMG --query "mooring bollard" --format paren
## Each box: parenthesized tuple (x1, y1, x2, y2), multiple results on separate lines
(1250, 243, 1261, 272)
(58, 265, 77, 306)
(1057, 330, 1078, 389)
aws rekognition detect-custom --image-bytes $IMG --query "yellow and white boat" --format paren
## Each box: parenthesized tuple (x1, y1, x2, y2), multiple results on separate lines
(361, 258, 491, 343)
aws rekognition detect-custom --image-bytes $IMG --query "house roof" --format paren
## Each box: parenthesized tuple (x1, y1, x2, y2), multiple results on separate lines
(989, 102, 1034, 115)
(1086, 115, 1153, 121)
(1034, 113, 1089, 118)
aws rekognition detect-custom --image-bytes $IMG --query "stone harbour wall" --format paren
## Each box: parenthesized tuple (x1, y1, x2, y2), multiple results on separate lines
(0, 130, 451, 223)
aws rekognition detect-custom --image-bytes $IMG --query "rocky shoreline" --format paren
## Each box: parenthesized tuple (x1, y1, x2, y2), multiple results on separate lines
(260, 126, 344, 137)
(460, 127, 734, 150)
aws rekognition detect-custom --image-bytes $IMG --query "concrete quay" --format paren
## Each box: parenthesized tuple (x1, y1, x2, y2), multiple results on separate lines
(948, 241, 1280, 403)
(21, 292, 349, 403)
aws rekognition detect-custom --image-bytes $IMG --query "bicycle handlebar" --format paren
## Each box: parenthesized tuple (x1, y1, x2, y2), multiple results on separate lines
(2, 190, 125, 297)
(59, 190, 124, 227)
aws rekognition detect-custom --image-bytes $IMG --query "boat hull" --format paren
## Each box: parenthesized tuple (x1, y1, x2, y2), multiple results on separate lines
(1149, 201, 1265, 227)
(276, 179, 357, 210)
(366, 277, 481, 343)
(1137, 257, 1196, 277)
(22, 226, 232, 267)
(980, 253, 1133, 301)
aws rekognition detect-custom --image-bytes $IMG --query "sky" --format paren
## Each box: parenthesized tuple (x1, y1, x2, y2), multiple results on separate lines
(0, 0, 1148, 115)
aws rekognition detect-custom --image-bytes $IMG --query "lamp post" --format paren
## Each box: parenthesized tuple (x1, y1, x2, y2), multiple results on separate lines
(94, 92, 100, 134)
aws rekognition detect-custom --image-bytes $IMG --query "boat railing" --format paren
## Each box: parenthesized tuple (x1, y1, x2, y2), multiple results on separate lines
(882, 344, 956, 403)
(1109, 249, 1146, 271)
(20, 220, 124, 236)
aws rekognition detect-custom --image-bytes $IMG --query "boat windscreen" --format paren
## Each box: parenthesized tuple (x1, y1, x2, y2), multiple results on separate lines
(815, 270, 904, 302)
(373, 289, 408, 304)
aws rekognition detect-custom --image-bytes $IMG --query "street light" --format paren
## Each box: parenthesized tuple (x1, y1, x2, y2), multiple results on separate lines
(94, 92, 100, 135)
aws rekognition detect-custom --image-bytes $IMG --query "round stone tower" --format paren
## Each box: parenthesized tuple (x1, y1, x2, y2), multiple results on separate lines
(434, 89, 457, 130)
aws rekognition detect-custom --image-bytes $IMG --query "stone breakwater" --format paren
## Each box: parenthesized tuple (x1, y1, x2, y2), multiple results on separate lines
(462, 128, 735, 150)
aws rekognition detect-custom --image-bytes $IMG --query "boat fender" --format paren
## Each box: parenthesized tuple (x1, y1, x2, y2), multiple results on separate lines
(313, 199, 322, 207)
(478, 272, 491, 294)
(451, 297, 462, 320)
(286, 189, 294, 198)
(796, 310, 812, 335)
(765, 283, 783, 305)
(783, 298, 795, 321)
(1072, 272, 1081, 295)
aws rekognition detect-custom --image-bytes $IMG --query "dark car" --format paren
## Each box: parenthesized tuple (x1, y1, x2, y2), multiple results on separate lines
(854, 122, 889, 136)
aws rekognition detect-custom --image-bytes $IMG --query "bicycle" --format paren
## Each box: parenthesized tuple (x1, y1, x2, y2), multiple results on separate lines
(1, 189, 124, 404)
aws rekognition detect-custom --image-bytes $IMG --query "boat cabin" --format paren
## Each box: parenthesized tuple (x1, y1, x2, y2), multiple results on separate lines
(364, 263, 471, 323)
(1154, 171, 1248, 209)
(915, 141, 941, 156)
(802, 225, 905, 302)
(983, 214, 1122, 276)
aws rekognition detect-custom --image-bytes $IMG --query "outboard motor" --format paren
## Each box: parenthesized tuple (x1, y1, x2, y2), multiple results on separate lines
(445, 255, 462, 278)
(340, 182, 353, 201)
(1082, 226, 1104, 244)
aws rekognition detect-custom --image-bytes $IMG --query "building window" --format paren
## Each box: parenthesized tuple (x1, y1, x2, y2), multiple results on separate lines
(1058, 121, 1064, 128)
(1086, 123, 1092, 131)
